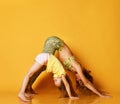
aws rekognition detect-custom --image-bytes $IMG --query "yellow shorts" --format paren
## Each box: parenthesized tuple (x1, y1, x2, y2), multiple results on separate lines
(46, 55, 66, 78)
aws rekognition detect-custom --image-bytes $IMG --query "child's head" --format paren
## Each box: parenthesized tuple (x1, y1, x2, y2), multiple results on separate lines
(54, 77, 68, 97)
(54, 75, 77, 98)
(54, 77, 62, 87)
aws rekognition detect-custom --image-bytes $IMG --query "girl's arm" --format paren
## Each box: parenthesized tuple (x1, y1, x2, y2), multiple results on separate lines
(61, 75, 79, 99)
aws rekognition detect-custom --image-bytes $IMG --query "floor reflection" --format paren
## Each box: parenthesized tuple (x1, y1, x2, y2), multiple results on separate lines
(32, 90, 101, 104)
(0, 90, 119, 104)
(56, 97, 100, 104)
(18, 99, 32, 104)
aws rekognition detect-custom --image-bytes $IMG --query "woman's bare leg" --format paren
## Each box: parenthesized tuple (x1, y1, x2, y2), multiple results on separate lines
(70, 60, 111, 98)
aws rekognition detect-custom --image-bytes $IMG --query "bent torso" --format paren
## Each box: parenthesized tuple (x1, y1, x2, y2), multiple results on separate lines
(58, 44, 73, 62)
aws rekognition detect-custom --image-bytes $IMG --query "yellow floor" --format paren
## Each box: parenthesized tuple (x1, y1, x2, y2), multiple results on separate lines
(0, 89, 120, 104)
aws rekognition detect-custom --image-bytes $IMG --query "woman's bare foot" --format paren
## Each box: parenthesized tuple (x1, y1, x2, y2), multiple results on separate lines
(98, 90, 112, 98)
(99, 94, 112, 98)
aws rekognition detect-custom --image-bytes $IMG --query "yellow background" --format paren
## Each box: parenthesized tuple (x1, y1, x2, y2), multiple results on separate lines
(0, 0, 120, 95)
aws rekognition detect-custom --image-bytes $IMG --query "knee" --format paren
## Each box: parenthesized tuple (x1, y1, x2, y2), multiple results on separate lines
(27, 71, 34, 78)
(83, 80, 90, 86)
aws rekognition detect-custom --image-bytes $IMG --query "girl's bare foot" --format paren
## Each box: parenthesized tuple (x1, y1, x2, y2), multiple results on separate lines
(25, 92, 35, 98)
(18, 93, 31, 102)
(70, 96, 79, 100)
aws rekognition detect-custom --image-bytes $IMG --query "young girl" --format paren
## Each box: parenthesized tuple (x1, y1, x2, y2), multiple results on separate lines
(18, 53, 79, 102)
(24, 36, 65, 95)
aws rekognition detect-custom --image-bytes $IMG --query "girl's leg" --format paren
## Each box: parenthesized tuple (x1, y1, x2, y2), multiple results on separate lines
(25, 65, 46, 94)
(18, 62, 43, 102)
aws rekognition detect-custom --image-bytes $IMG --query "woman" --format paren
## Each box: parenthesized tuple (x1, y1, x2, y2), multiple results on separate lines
(21, 36, 110, 100)
(43, 36, 110, 98)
